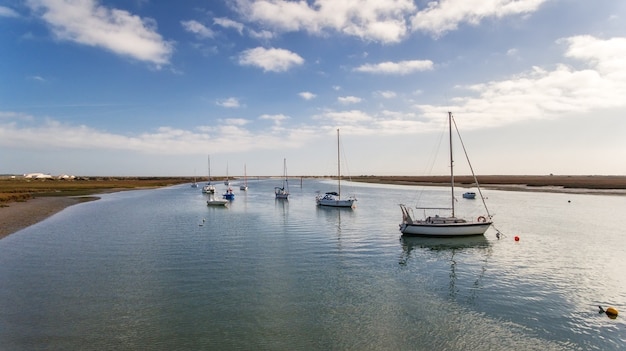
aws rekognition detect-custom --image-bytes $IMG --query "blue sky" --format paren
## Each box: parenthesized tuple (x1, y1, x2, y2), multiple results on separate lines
(1, 0, 625, 177)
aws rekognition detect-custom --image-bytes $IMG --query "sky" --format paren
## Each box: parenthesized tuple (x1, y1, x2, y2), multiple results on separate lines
(1, 0, 626, 177)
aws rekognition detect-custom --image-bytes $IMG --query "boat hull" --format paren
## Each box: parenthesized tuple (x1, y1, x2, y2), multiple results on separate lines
(400, 221, 491, 237)
(317, 199, 355, 208)
(206, 199, 228, 206)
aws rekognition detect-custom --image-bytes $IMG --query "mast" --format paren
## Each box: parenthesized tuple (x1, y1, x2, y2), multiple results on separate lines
(337, 128, 341, 200)
(283, 158, 288, 191)
(448, 112, 455, 217)
(208, 155, 211, 183)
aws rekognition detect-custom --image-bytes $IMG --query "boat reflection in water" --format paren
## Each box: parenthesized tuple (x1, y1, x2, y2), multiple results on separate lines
(399, 236, 492, 300)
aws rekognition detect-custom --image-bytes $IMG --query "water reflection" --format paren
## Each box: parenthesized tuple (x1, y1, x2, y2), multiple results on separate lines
(399, 236, 492, 301)
(399, 236, 490, 255)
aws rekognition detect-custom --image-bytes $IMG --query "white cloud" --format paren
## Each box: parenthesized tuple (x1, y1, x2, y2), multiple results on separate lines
(181, 20, 214, 39)
(26, 0, 173, 66)
(354, 59, 433, 74)
(214, 17, 244, 34)
(338, 96, 362, 104)
(0, 5, 19, 17)
(260, 113, 290, 125)
(299, 92, 317, 100)
(238, 47, 304, 72)
(315, 109, 374, 124)
(235, 0, 416, 43)
(248, 29, 274, 40)
(411, 0, 548, 37)
(415, 36, 626, 129)
(216, 97, 241, 108)
(376, 90, 397, 98)
(222, 118, 249, 126)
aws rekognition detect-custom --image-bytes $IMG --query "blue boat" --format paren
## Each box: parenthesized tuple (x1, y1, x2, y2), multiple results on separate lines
(463, 192, 476, 199)
(222, 187, 235, 200)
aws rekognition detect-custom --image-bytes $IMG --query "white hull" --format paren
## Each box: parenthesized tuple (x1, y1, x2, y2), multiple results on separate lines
(317, 198, 355, 208)
(275, 193, 289, 199)
(206, 199, 228, 206)
(400, 221, 491, 237)
(239, 186, 248, 191)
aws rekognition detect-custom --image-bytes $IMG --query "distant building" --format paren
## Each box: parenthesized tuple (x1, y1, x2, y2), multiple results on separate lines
(23, 173, 53, 179)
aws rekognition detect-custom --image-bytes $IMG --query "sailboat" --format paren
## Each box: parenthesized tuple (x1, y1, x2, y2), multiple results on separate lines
(191, 170, 198, 188)
(316, 129, 357, 208)
(224, 163, 230, 186)
(399, 112, 492, 237)
(239, 164, 248, 191)
(206, 194, 229, 206)
(274, 158, 289, 199)
(201, 156, 216, 194)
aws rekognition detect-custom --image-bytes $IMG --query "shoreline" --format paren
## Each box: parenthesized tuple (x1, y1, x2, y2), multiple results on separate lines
(2, 175, 626, 240)
(0, 196, 100, 240)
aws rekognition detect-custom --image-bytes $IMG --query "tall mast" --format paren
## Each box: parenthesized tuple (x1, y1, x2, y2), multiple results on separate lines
(337, 128, 341, 199)
(449, 112, 455, 217)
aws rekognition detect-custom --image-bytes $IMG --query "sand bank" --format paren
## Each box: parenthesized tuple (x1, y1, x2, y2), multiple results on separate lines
(0, 196, 98, 240)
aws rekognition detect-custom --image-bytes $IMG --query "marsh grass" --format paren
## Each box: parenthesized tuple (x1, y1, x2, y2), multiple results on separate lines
(350, 175, 626, 190)
(0, 177, 192, 204)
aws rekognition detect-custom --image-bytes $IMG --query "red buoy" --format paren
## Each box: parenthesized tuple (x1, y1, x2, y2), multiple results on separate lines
(514, 236, 520, 241)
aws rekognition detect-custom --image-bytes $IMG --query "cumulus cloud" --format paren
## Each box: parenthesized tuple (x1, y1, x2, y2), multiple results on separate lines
(354, 59, 433, 74)
(216, 97, 241, 108)
(260, 113, 290, 126)
(376, 90, 397, 98)
(181, 20, 214, 39)
(238, 47, 304, 72)
(411, 0, 548, 37)
(249, 29, 274, 40)
(299, 92, 316, 100)
(214, 17, 244, 34)
(235, 0, 547, 42)
(26, 0, 173, 66)
(235, 0, 416, 43)
(338, 96, 362, 104)
(415, 36, 626, 128)
(315, 109, 374, 124)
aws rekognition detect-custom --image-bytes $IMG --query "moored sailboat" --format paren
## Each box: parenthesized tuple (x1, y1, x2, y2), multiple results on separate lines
(275, 158, 289, 199)
(239, 164, 248, 191)
(399, 112, 492, 237)
(202, 155, 216, 194)
(316, 129, 356, 208)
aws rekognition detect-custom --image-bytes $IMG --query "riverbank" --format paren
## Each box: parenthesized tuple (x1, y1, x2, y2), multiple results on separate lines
(2, 175, 625, 240)
(0, 177, 192, 239)
(349, 175, 626, 195)
(0, 196, 100, 239)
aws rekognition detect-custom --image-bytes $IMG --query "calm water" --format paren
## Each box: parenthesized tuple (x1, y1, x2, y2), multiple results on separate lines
(0, 179, 624, 350)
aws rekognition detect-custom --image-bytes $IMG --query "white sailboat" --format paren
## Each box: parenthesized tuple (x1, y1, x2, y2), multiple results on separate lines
(316, 129, 357, 208)
(206, 194, 229, 206)
(399, 112, 492, 237)
(201, 155, 216, 194)
(224, 163, 230, 186)
(275, 158, 289, 199)
(239, 164, 248, 191)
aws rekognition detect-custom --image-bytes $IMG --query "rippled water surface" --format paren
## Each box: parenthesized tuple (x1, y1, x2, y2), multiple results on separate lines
(1, 179, 624, 350)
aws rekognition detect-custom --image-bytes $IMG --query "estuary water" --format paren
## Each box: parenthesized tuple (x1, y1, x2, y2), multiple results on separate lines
(0, 179, 624, 350)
